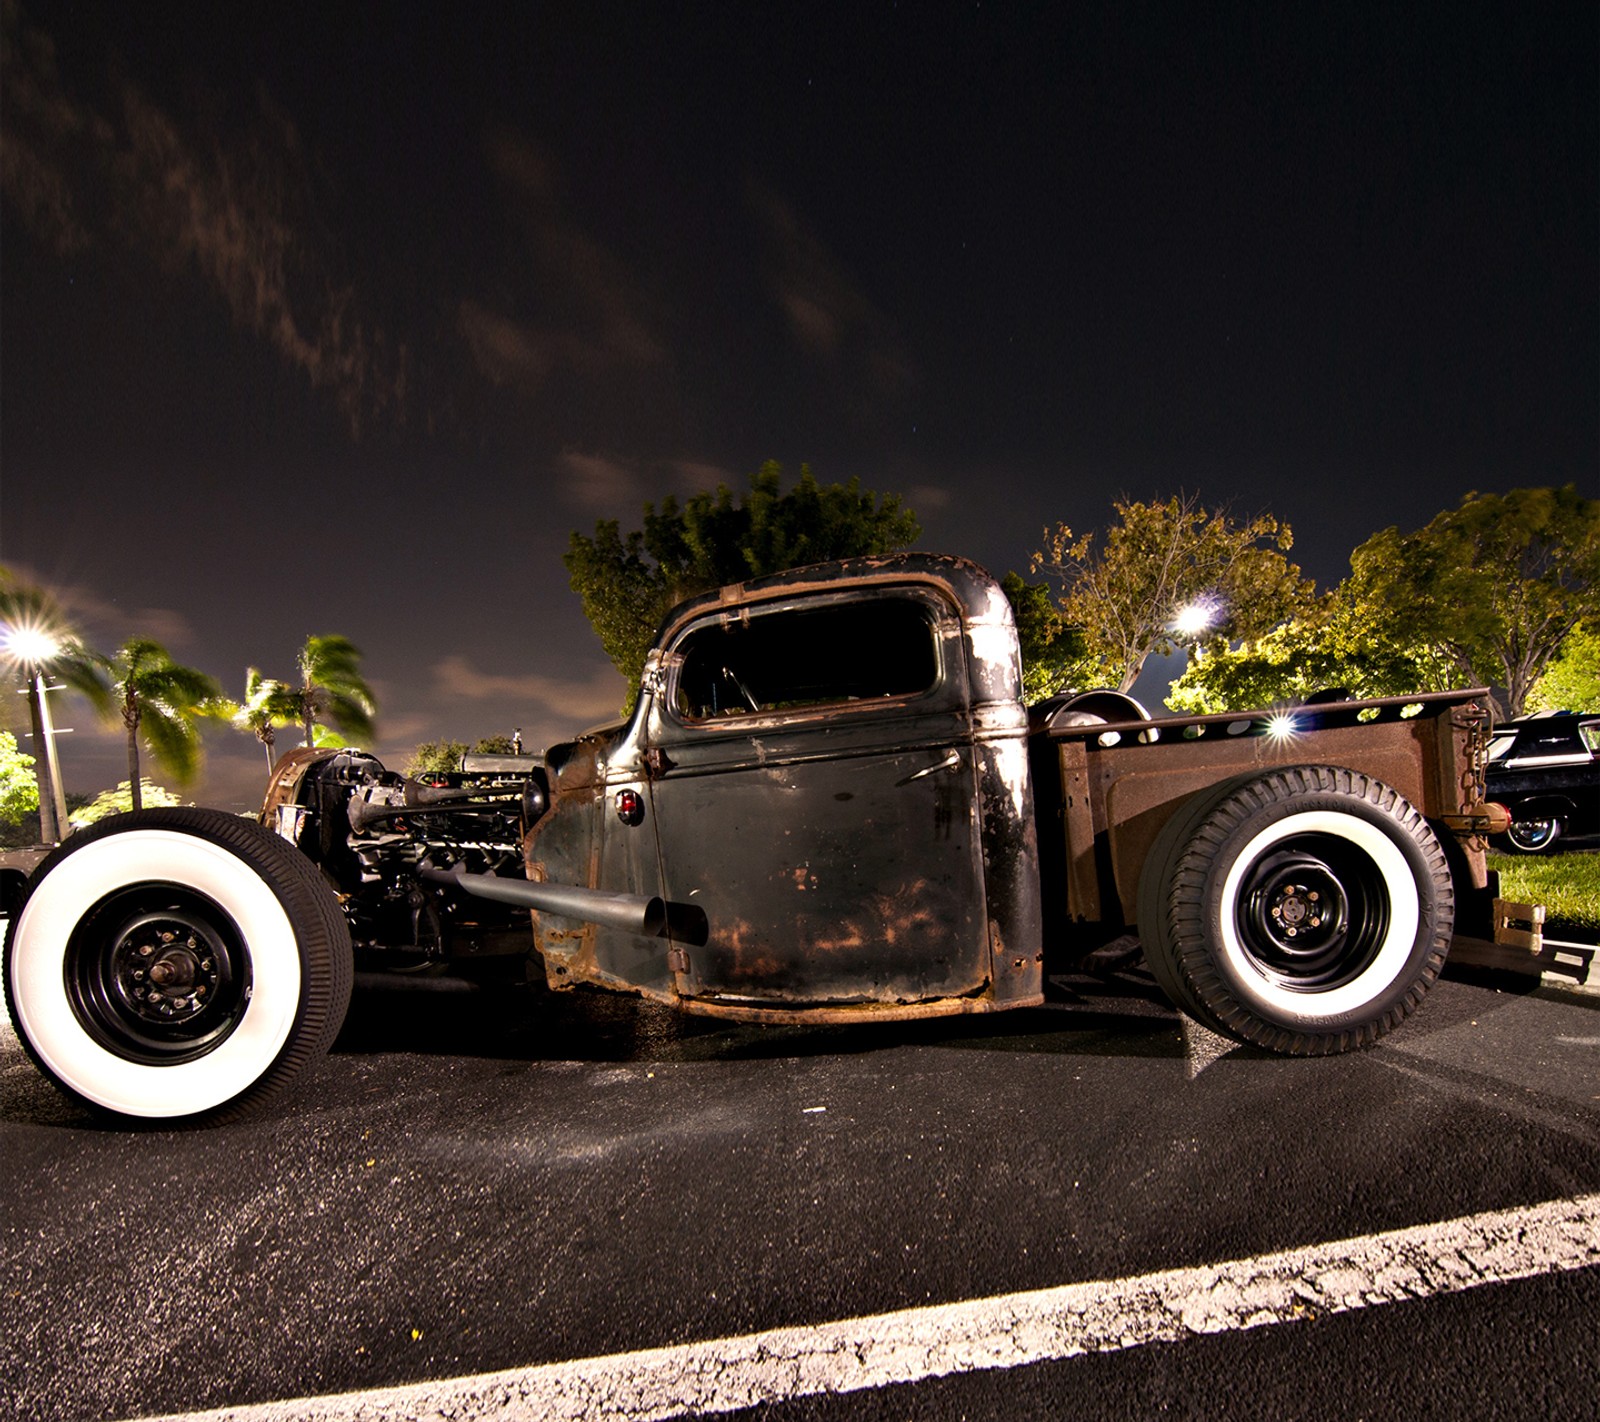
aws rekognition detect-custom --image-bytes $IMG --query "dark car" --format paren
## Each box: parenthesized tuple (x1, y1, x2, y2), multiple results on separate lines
(1485, 711, 1600, 852)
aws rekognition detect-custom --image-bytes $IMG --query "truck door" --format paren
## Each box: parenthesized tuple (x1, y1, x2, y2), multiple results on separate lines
(641, 587, 991, 1008)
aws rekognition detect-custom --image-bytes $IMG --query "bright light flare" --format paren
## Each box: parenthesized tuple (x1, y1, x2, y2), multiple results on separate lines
(1172, 599, 1219, 638)
(0, 621, 62, 668)
(1265, 711, 1300, 743)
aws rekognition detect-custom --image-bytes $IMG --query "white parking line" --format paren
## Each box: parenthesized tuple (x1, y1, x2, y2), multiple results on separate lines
(133, 1193, 1600, 1422)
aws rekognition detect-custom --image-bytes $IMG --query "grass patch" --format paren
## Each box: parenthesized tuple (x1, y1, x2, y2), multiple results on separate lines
(1487, 852, 1600, 937)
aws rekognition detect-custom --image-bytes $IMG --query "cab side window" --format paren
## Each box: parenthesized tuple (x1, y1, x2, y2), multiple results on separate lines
(674, 596, 939, 721)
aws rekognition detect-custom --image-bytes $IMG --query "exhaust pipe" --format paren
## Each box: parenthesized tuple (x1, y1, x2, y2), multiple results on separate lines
(421, 864, 670, 939)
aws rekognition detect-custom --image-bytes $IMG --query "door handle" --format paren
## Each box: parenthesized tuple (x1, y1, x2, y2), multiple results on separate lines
(898, 750, 961, 785)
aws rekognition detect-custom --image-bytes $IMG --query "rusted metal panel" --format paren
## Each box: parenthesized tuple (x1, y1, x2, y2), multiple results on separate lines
(526, 553, 1043, 1020)
(1042, 691, 1492, 928)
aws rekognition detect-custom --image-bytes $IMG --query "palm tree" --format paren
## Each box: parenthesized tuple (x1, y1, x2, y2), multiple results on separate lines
(291, 634, 376, 747)
(0, 571, 111, 841)
(233, 666, 300, 772)
(107, 639, 222, 812)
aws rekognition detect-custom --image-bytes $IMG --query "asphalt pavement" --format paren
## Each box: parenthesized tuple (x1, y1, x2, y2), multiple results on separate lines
(2, 952, 1597, 1422)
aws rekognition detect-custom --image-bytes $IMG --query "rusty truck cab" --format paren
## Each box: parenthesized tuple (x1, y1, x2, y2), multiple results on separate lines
(526, 554, 1044, 1021)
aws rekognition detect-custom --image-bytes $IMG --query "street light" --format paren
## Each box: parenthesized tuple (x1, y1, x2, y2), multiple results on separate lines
(2, 623, 62, 666)
(1, 619, 69, 843)
(1172, 599, 1219, 640)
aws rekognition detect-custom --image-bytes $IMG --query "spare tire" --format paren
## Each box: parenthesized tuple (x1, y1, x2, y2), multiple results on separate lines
(4, 807, 352, 1123)
(1137, 766, 1452, 1054)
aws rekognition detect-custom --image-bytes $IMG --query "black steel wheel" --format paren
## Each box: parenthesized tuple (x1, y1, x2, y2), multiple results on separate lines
(4, 807, 352, 1123)
(1137, 766, 1453, 1054)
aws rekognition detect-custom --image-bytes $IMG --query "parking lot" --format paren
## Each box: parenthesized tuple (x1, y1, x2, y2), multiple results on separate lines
(3, 952, 1597, 1422)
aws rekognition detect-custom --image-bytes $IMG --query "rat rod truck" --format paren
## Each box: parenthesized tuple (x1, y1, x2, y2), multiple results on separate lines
(4, 554, 1517, 1124)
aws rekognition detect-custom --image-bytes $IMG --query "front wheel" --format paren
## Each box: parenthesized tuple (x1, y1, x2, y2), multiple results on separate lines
(1137, 767, 1453, 1055)
(4, 808, 353, 1123)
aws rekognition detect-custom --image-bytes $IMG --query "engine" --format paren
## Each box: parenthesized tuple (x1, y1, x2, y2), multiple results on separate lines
(260, 747, 549, 970)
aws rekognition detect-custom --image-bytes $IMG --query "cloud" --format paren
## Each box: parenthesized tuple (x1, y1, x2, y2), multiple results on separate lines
(555, 451, 743, 517)
(459, 300, 556, 392)
(668, 460, 738, 495)
(0, 2, 406, 436)
(751, 185, 916, 395)
(458, 131, 664, 395)
(431, 654, 626, 723)
(558, 450, 643, 513)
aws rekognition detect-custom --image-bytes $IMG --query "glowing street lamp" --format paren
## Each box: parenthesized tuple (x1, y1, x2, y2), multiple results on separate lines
(1172, 599, 1219, 640)
(2, 624, 62, 667)
(1, 619, 70, 843)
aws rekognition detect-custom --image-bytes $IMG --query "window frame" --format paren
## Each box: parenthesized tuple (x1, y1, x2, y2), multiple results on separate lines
(660, 586, 957, 731)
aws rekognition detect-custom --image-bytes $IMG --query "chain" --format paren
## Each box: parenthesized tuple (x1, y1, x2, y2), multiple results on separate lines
(1454, 699, 1495, 848)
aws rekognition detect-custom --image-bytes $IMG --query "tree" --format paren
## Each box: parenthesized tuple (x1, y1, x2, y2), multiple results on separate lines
(565, 461, 921, 699)
(1527, 623, 1600, 713)
(1000, 573, 1094, 703)
(233, 667, 301, 772)
(0, 571, 111, 840)
(1031, 494, 1314, 693)
(107, 639, 222, 812)
(1346, 486, 1600, 718)
(1167, 586, 1459, 714)
(290, 635, 376, 747)
(0, 730, 38, 826)
(69, 779, 183, 829)
(407, 739, 468, 776)
(406, 735, 522, 778)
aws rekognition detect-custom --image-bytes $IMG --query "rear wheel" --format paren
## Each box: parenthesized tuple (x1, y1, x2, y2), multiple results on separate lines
(1138, 767, 1452, 1054)
(1504, 815, 1563, 854)
(4, 808, 352, 1123)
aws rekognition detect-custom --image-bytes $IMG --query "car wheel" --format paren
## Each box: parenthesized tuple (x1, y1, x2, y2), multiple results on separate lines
(1503, 815, 1563, 854)
(4, 807, 352, 1123)
(1138, 766, 1452, 1055)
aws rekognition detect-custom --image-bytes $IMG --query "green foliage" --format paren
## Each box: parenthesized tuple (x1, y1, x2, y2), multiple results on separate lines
(108, 638, 222, 810)
(1488, 853, 1600, 935)
(1032, 494, 1314, 693)
(1168, 588, 1459, 713)
(232, 667, 300, 770)
(565, 461, 921, 700)
(292, 634, 377, 746)
(1347, 486, 1600, 717)
(408, 739, 469, 776)
(405, 735, 522, 777)
(1527, 623, 1600, 713)
(0, 730, 38, 823)
(1000, 573, 1093, 703)
(69, 780, 183, 829)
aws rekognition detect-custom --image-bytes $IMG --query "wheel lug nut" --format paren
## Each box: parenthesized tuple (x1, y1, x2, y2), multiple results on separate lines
(139, 944, 154, 957)
(147, 991, 162, 1004)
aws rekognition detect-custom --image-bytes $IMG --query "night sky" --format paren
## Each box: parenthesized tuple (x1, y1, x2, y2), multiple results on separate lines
(2, 1, 1596, 811)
